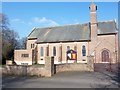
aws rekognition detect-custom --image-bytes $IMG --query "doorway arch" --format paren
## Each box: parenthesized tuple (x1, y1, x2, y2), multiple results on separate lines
(101, 49, 110, 62)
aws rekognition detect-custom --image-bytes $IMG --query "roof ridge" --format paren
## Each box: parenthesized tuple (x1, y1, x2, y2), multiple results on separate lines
(27, 27, 36, 38)
(35, 23, 89, 30)
(98, 20, 115, 23)
(35, 19, 115, 30)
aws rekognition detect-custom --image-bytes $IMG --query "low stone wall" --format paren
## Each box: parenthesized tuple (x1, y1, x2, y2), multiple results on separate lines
(2, 65, 43, 76)
(55, 56, 94, 73)
(2, 56, 94, 77)
(2, 65, 27, 75)
(27, 65, 45, 77)
(2, 56, 54, 77)
(55, 63, 93, 73)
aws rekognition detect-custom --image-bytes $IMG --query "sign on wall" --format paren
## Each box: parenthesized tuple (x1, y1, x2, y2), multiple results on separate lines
(66, 49, 77, 60)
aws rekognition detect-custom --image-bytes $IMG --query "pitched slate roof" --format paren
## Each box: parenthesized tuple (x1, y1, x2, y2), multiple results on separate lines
(97, 20, 117, 34)
(27, 20, 117, 43)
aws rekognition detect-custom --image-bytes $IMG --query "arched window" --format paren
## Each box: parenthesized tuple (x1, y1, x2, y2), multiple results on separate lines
(67, 46, 70, 51)
(53, 46, 56, 56)
(41, 47, 44, 56)
(82, 45, 86, 56)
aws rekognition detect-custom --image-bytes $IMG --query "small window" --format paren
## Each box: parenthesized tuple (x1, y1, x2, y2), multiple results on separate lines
(82, 59, 86, 61)
(67, 46, 70, 51)
(31, 44, 34, 48)
(31, 44, 32, 48)
(41, 58, 43, 60)
(53, 46, 56, 56)
(41, 47, 44, 56)
(21, 54, 29, 58)
(82, 45, 86, 56)
(33, 44, 34, 48)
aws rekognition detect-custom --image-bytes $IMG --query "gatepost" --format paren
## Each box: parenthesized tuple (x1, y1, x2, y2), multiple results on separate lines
(45, 56, 54, 77)
(87, 55, 94, 71)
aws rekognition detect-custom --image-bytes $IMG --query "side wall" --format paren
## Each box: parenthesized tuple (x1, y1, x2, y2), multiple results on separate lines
(14, 39, 37, 65)
(37, 42, 89, 64)
(26, 39, 37, 50)
(14, 50, 32, 65)
(14, 34, 118, 65)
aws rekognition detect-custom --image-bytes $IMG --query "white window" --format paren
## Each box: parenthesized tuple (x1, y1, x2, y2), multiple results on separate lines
(40, 47, 44, 56)
(82, 45, 86, 56)
(53, 46, 56, 56)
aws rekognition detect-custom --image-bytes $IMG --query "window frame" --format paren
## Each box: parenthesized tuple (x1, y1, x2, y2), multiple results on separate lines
(82, 45, 86, 56)
(40, 47, 44, 57)
(53, 46, 56, 56)
(31, 44, 35, 48)
(21, 54, 29, 58)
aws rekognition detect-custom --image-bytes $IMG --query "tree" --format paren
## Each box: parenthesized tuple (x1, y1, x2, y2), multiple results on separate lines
(19, 37, 27, 49)
(0, 13, 9, 31)
(0, 13, 19, 64)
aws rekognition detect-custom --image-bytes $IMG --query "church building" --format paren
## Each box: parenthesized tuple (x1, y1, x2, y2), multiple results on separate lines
(14, 3, 118, 67)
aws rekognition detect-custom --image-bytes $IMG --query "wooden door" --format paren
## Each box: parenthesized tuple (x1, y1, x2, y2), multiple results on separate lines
(102, 50, 109, 62)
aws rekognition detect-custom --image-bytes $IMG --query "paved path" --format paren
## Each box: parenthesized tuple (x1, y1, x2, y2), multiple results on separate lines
(2, 71, 119, 88)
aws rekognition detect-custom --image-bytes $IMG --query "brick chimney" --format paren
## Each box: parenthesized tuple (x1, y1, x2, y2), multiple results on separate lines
(89, 3, 98, 41)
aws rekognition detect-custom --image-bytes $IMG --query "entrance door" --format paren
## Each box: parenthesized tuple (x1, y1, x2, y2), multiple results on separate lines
(102, 50, 109, 62)
(101, 49, 111, 71)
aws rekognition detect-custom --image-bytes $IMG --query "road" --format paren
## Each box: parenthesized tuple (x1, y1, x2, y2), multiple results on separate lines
(2, 71, 119, 88)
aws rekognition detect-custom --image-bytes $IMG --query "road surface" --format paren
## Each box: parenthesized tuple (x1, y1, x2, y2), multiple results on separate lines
(2, 71, 119, 88)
